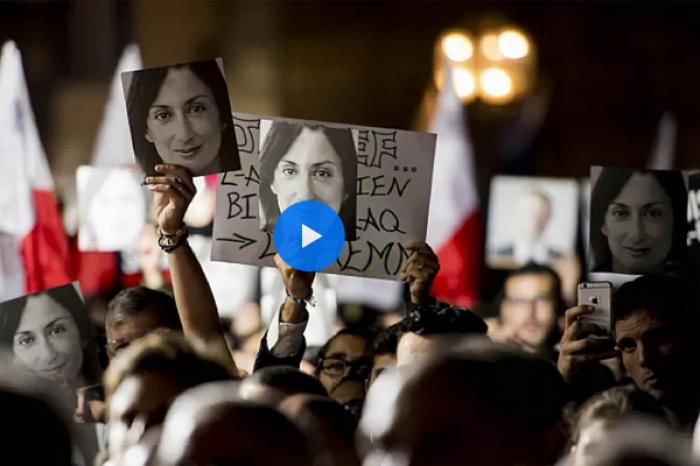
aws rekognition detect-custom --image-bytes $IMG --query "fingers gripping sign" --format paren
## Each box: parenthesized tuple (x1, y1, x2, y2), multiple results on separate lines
(145, 164, 197, 235)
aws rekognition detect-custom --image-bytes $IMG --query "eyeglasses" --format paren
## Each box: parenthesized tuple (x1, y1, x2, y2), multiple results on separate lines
(319, 357, 371, 377)
(503, 295, 554, 307)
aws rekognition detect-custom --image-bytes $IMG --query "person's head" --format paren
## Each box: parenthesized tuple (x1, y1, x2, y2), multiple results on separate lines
(396, 303, 488, 367)
(516, 191, 552, 242)
(104, 332, 235, 462)
(105, 287, 182, 359)
(126, 60, 236, 176)
(0, 387, 73, 465)
(315, 327, 377, 403)
(243, 366, 327, 401)
(568, 385, 668, 466)
(613, 275, 698, 411)
(154, 383, 312, 466)
(590, 168, 686, 274)
(375, 340, 567, 466)
(499, 263, 564, 349)
(259, 122, 357, 240)
(280, 394, 360, 466)
(0, 285, 101, 388)
(368, 323, 401, 388)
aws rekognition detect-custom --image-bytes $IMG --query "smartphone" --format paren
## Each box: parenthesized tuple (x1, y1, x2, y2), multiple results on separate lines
(577, 282, 612, 334)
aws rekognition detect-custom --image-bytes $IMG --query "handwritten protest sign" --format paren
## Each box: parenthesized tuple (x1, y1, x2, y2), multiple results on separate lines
(211, 113, 436, 279)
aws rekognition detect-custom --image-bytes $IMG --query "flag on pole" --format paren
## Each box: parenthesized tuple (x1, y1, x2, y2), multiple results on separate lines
(71, 44, 143, 296)
(426, 63, 481, 307)
(0, 40, 71, 301)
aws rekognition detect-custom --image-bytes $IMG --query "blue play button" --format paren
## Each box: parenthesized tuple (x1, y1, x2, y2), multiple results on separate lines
(273, 200, 345, 272)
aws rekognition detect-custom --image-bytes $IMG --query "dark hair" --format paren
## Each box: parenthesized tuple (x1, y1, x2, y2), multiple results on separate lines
(125, 59, 237, 177)
(399, 302, 488, 337)
(370, 322, 402, 357)
(612, 274, 696, 333)
(106, 287, 182, 331)
(0, 284, 102, 386)
(569, 385, 667, 446)
(589, 167, 687, 272)
(251, 366, 327, 397)
(314, 327, 377, 377)
(104, 331, 235, 399)
(258, 121, 358, 240)
(0, 388, 72, 465)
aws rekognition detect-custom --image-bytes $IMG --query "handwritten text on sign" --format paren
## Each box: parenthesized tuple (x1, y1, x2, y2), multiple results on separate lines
(211, 114, 436, 279)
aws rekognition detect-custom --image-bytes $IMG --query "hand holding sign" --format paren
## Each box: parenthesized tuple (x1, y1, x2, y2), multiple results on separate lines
(401, 241, 440, 305)
(146, 164, 196, 234)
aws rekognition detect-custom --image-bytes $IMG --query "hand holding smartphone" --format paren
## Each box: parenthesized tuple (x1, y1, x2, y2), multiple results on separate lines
(576, 282, 612, 335)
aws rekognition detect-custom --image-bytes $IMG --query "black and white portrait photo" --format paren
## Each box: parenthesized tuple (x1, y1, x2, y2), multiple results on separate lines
(487, 176, 579, 269)
(589, 166, 687, 275)
(122, 58, 240, 177)
(0, 283, 101, 392)
(257, 120, 358, 240)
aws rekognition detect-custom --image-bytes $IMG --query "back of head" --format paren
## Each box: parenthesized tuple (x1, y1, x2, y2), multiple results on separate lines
(251, 366, 327, 397)
(389, 340, 566, 466)
(0, 387, 72, 465)
(571, 385, 668, 446)
(107, 287, 181, 330)
(104, 331, 234, 400)
(156, 383, 312, 466)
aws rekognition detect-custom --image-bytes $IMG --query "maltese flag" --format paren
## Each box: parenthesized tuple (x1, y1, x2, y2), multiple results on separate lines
(70, 44, 143, 296)
(0, 41, 70, 301)
(426, 63, 481, 307)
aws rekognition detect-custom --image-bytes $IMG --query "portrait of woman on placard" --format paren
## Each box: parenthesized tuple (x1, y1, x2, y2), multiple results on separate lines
(124, 59, 240, 177)
(258, 121, 358, 240)
(589, 167, 687, 274)
(0, 284, 102, 391)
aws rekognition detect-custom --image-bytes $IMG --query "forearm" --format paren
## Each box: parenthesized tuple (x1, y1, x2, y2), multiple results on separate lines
(168, 239, 235, 367)
(280, 297, 309, 324)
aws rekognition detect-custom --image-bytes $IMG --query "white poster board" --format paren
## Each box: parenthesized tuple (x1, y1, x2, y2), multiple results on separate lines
(211, 113, 436, 279)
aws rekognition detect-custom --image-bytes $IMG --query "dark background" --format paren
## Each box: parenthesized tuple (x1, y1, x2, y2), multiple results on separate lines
(2, 0, 698, 299)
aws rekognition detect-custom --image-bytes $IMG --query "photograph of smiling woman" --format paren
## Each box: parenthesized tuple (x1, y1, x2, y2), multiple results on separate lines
(589, 167, 687, 275)
(259, 122, 358, 241)
(0, 284, 102, 391)
(124, 59, 240, 177)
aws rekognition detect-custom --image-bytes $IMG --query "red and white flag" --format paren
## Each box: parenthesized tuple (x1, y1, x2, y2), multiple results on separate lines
(426, 63, 481, 307)
(71, 44, 143, 296)
(0, 40, 70, 301)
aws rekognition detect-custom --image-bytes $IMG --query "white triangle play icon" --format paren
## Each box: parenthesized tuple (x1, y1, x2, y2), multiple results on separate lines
(301, 224, 322, 248)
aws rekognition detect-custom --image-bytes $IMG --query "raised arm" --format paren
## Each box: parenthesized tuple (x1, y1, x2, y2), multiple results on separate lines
(146, 164, 236, 372)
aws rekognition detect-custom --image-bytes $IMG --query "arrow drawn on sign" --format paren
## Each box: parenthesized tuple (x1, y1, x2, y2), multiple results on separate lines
(215, 233, 257, 250)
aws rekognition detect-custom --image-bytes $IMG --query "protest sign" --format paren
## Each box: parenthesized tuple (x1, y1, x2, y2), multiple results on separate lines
(212, 114, 436, 279)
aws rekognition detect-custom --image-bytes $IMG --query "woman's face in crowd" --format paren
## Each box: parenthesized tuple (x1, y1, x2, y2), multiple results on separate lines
(12, 293, 83, 386)
(145, 66, 223, 174)
(601, 173, 674, 274)
(271, 128, 345, 213)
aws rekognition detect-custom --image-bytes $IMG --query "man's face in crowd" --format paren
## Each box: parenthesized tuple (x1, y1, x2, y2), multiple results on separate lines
(318, 334, 370, 403)
(106, 308, 173, 359)
(614, 308, 685, 403)
(500, 273, 558, 348)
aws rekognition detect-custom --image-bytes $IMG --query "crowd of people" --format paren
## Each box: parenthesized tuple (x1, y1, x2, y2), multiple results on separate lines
(2, 161, 700, 466)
